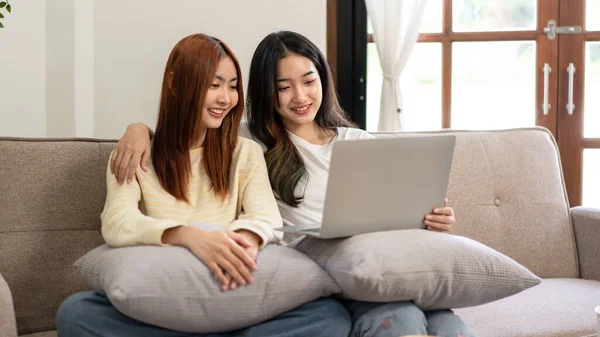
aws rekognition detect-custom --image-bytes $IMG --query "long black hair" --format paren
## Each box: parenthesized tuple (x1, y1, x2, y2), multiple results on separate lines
(246, 31, 355, 207)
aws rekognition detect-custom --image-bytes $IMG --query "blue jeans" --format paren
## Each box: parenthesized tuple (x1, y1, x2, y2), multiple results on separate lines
(342, 300, 475, 337)
(56, 291, 351, 337)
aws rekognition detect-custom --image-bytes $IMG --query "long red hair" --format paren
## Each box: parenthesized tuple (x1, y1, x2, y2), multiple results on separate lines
(152, 34, 243, 203)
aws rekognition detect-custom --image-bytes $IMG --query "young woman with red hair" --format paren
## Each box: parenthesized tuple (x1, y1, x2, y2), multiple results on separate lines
(55, 33, 350, 337)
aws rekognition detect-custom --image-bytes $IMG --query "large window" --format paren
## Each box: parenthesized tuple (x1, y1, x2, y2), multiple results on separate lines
(366, 0, 539, 132)
(335, 0, 600, 206)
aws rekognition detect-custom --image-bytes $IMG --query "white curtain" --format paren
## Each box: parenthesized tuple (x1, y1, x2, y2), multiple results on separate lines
(366, 0, 429, 132)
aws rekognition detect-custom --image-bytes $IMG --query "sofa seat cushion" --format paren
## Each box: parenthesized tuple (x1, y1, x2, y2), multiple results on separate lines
(454, 278, 599, 337)
(21, 332, 56, 337)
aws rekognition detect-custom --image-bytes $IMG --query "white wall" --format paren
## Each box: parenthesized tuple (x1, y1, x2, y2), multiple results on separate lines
(0, 0, 46, 137)
(94, 0, 326, 139)
(46, 0, 75, 137)
(0, 0, 326, 138)
(74, 0, 95, 137)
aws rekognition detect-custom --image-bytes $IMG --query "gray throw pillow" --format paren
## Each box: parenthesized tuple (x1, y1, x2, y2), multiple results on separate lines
(74, 244, 340, 333)
(290, 229, 541, 309)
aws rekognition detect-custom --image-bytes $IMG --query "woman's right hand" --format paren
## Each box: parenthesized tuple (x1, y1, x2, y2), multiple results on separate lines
(162, 226, 258, 290)
(110, 123, 152, 185)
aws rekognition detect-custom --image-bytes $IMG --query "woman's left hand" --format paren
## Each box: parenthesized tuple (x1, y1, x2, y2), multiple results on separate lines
(424, 198, 455, 233)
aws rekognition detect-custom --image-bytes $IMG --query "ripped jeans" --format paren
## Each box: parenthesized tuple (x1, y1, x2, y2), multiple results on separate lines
(341, 300, 476, 337)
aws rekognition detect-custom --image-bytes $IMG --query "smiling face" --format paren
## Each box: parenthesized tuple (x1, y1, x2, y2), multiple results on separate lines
(200, 56, 239, 130)
(274, 53, 323, 130)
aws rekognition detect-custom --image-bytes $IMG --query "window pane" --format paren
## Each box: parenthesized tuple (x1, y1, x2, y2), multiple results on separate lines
(452, 41, 536, 130)
(587, 0, 600, 31)
(367, 1, 442, 35)
(421, 0, 443, 33)
(366, 43, 442, 132)
(453, 0, 537, 32)
(585, 42, 600, 138)
(583, 149, 600, 207)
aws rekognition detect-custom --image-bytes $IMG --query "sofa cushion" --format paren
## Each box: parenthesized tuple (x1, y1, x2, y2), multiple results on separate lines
(0, 138, 115, 335)
(454, 278, 599, 337)
(0, 231, 105, 336)
(372, 128, 578, 279)
(75, 243, 340, 333)
(291, 229, 541, 309)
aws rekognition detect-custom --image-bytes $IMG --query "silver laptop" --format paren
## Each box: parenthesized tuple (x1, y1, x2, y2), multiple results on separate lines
(274, 135, 456, 239)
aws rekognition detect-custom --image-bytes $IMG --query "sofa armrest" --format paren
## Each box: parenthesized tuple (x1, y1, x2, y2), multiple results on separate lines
(0, 272, 17, 337)
(571, 206, 600, 281)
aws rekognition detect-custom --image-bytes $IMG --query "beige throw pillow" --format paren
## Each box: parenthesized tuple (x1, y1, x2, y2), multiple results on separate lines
(291, 229, 541, 309)
(74, 244, 340, 333)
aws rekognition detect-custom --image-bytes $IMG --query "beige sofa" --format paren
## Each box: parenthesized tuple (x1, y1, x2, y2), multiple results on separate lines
(1, 127, 599, 337)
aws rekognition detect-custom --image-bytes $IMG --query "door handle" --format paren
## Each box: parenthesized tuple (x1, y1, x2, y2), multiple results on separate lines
(566, 63, 576, 115)
(542, 63, 551, 115)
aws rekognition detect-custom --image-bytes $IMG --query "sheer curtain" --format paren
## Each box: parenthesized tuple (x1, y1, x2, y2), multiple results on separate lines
(366, 0, 429, 131)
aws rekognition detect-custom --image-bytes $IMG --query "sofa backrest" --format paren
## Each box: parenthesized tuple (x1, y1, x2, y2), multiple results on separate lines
(0, 127, 580, 334)
(372, 127, 579, 280)
(0, 138, 115, 335)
